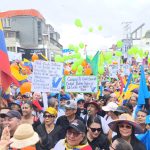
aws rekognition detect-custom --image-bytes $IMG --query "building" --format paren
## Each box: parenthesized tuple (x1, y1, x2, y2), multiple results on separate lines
(0, 9, 62, 60)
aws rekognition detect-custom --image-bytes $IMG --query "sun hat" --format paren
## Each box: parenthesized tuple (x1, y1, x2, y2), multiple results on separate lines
(84, 101, 100, 110)
(108, 113, 143, 134)
(45, 107, 58, 117)
(68, 119, 86, 133)
(65, 100, 77, 109)
(10, 123, 40, 149)
(102, 102, 118, 112)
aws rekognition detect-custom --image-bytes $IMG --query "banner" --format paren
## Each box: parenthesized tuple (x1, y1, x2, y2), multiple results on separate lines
(65, 76, 98, 93)
(32, 60, 63, 92)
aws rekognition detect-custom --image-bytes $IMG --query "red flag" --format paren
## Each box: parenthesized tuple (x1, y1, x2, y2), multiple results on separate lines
(0, 21, 19, 92)
(117, 73, 125, 94)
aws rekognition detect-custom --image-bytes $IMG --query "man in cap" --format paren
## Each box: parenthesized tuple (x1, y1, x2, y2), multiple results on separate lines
(56, 100, 84, 139)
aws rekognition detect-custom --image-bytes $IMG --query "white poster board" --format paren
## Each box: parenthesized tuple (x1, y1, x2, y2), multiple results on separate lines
(109, 65, 119, 78)
(65, 76, 98, 93)
(32, 61, 63, 92)
(49, 62, 63, 93)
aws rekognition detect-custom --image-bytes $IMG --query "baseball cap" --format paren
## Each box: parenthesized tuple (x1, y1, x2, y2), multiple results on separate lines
(6, 110, 21, 120)
(60, 94, 70, 101)
(65, 100, 77, 109)
(68, 119, 86, 133)
(45, 107, 58, 117)
(0, 109, 10, 117)
(114, 106, 127, 113)
(102, 102, 118, 112)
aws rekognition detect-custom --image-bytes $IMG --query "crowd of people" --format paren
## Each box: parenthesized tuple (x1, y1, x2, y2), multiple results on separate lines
(0, 70, 150, 150)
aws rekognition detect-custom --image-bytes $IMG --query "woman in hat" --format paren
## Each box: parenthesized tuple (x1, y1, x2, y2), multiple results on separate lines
(108, 113, 146, 150)
(36, 107, 62, 150)
(0, 124, 39, 150)
(86, 115, 110, 150)
(54, 119, 92, 150)
(10, 123, 40, 150)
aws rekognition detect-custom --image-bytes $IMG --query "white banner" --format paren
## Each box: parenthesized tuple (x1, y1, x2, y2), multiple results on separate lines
(65, 76, 98, 93)
(32, 60, 63, 92)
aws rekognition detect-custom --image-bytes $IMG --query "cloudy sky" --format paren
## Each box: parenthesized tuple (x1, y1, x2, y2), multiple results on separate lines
(1, 0, 150, 54)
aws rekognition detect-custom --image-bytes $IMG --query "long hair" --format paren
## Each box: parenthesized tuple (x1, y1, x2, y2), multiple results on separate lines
(87, 115, 103, 133)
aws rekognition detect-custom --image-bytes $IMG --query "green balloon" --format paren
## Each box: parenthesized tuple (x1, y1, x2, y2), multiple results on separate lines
(98, 66, 104, 75)
(115, 51, 122, 57)
(68, 44, 74, 50)
(63, 55, 68, 61)
(138, 50, 144, 58)
(132, 47, 139, 55)
(116, 40, 123, 48)
(89, 27, 93, 32)
(76, 71, 82, 75)
(71, 64, 77, 70)
(77, 65, 83, 72)
(73, 46, 79, 52)
(79, 42, 84, 49)
(148, 57, 150, 63)
(54, 55, 62, 62)
(75, 53, 81, 59)
(74, 19, 82, 28)
(98, 25, 103, 31)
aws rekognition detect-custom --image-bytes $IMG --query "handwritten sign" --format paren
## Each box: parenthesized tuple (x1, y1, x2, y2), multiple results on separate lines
(65, 76, 98, 93)
(32, 61, 63, 92)
(109, 65, 118, 78)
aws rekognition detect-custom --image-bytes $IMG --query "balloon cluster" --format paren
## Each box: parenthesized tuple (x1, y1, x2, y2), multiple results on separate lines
(128, 47, 148, 58)
(64, 59, 92, 76)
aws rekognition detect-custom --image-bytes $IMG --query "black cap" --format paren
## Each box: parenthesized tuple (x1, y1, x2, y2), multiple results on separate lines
(6, 110, 21, 120)
(68, 119, 86, 133)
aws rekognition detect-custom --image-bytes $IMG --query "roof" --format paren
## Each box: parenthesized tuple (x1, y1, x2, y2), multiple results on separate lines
(0, 9, 45, 20)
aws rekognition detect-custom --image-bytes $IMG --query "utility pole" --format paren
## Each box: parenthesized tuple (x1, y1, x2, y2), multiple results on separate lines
(121, 22, 132, 40)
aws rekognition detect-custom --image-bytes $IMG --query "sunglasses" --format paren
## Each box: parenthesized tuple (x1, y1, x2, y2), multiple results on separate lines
(43, 114, 55, 118)
(118, 124, 132, 129)
(90, 127, 102, 132)
(67, 130, 82, 137)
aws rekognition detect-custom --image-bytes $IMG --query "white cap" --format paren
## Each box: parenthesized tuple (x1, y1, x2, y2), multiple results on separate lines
(102, 102, 118, 112)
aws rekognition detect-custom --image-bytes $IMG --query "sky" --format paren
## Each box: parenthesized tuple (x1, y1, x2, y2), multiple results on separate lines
(1, 0, 150, 55)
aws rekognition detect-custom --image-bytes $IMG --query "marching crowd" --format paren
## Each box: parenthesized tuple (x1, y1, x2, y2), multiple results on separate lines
(0, 69, 150, 150)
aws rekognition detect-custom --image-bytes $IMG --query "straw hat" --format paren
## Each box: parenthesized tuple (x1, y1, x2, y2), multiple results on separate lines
(10, 124, 39, 149)
(108, 113, 143, 134)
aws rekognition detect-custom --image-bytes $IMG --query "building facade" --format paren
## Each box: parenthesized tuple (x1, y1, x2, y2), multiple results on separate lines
(0, 9, 62, 60)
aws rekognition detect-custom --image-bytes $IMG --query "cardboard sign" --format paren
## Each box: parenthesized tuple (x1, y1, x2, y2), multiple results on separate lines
(65, 76, 98, 93)
(32, 61, 63, 92)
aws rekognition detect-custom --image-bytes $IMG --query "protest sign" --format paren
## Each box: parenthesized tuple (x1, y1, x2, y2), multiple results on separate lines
(65, 76, 98, 93)
(32, 60, 63, 92)
(32, 61, 51, 92)
(109, 65, 119, 78)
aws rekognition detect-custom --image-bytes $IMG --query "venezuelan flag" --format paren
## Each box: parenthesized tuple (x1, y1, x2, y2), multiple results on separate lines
(0, 21, 19, 91)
